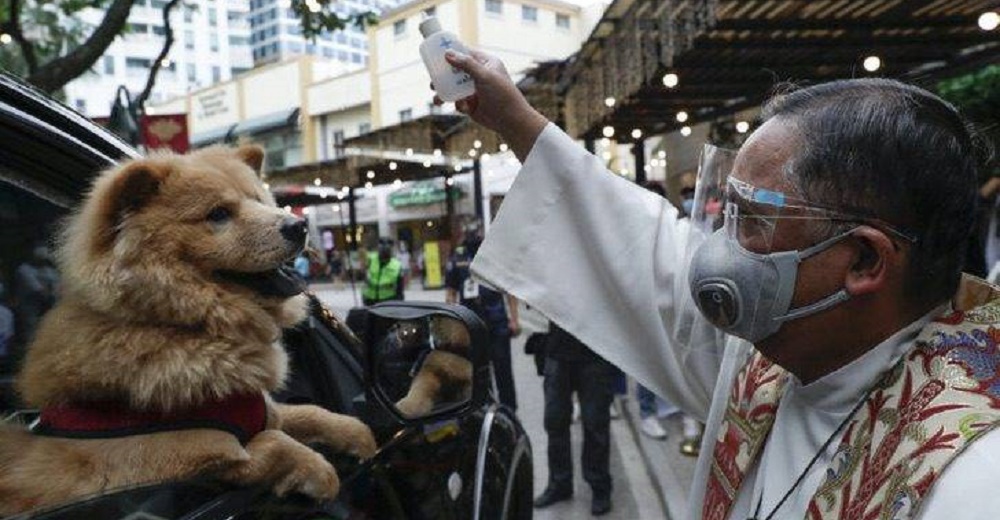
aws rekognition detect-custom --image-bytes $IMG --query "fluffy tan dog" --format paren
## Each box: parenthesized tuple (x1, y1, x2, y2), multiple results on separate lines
(394, 317, 474, 418)
(0, 145, 376, 516)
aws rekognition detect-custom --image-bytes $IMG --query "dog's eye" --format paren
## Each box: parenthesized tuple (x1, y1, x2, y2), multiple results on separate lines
(206, 206, 232, 222)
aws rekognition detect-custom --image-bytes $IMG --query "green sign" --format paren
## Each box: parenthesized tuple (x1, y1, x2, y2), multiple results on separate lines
(388, 180, 463, 208)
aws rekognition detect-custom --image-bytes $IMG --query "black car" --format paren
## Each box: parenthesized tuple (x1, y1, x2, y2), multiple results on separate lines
(0, 72, 533, 520)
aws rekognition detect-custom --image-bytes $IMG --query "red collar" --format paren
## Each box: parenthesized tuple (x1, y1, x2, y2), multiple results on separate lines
(35, 393, 267, 444)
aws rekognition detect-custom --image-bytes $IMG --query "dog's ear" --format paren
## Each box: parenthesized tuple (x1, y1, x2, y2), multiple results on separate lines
(94, 160, 170, 251)
(235, 145, 265, 175)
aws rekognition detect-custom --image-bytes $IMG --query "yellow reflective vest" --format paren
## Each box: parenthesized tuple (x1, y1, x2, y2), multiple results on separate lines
(363, 254, 402, 303)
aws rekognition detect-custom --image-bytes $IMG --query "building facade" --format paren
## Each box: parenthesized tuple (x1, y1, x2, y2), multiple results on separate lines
(248, 0, 404, 67)
(64, 0, 254, 118)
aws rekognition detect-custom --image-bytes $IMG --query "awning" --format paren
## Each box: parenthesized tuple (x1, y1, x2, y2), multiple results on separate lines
(189, 123, 236, 147)
(232, 108, 300, 137)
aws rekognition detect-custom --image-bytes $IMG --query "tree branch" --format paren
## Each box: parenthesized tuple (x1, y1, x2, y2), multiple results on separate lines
(135, 0, 180, 115)
(7, 0, 39, 73)
(25, 0, 135, 93)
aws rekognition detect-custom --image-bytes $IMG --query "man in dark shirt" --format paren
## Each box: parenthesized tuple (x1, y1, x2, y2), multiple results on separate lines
(445, 222, 519, 410)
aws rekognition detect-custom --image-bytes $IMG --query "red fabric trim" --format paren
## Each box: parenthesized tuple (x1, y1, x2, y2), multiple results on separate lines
(37, 393, 267, 443)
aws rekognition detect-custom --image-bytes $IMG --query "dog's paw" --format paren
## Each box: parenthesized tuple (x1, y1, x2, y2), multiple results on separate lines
(273, 448, 340, 501)
(339, 417, 377, 460)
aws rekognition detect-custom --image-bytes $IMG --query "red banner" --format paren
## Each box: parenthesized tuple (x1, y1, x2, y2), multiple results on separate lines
(141, 114, 188, 153)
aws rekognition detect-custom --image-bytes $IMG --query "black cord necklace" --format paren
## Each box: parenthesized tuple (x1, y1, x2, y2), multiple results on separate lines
(748, 395, 868, 520)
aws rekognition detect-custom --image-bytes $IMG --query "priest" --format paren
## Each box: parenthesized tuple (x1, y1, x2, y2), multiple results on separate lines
(439, 49, 1000, 520)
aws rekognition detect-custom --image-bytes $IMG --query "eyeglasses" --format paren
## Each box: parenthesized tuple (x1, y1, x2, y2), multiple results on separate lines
(725, 177, 919, 247)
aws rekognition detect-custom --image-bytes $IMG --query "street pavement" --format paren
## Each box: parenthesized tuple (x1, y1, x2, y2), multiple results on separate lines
(312, 281, 696, 519)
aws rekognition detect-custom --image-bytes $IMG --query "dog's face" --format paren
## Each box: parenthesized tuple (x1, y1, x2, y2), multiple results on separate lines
(61, 144, 307, 317)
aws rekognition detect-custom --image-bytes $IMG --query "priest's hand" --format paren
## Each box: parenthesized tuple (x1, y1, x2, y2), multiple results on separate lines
(432, 49, 548, 162)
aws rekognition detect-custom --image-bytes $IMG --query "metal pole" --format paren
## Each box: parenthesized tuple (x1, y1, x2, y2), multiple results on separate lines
(473, 158, 484, 226)
(584, 137, 595, 155)
(634, 138, 646, 185)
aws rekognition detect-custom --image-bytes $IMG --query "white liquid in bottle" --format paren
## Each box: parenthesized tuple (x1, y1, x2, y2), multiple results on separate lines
(419, 17, 476, 103)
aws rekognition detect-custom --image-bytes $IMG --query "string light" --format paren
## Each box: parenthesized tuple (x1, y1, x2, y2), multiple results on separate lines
(657, 150, 666, 159)
(680, 126, 692, 137)
(473, 139, 482, 149)
(662, 72, 679, 88)
(979, 12, 1000, 31)
(433, 149, 442, 157)
(499, 143, 509, 152)
(631, 129, 643, 139)
(604, 97, 616, 108)
(389, 161, 398, 170)
(676, 111, 689, 123)
(446, 178, 454, 186)
(405, 148, 413, 156)
(0, 34, 12, 45)
(863, 55, 881, 72)
(736, 121, 750, 134)
(366, 170, 375, 179)
(313, 178, 322, 186)
(602, 126, 615, 138)
(423, 160, 432, 168)
(365, 181, 373, 189)
(393, 179, 402, 187)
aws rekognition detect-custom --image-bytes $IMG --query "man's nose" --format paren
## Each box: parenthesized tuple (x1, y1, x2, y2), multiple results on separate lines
(280, 217, 307, 243)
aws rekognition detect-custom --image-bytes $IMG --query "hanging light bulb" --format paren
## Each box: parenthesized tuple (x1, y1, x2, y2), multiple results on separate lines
(389, 161, 398, 171)
(604, 96, 616, 108)
(313, 178, 322, 186)
(433, 149, 442, 157)
(602, 126, 615, 138)
(657, 150, 666, 159)
(662, 72, 679, 88)
(736, 121, 750, 134)
(863, 55, 882, 72)
(405, 148, 414, 156)
(680, 126, 692, 137)
(979, 12, 1000, 31)
(631, 128, 643, 139)
(393, 179, 402, 187)
(423, 160, 432, 168)
(473, 139, 482, 149)
(364, 181, 373, 189)
(366, 170, 375, 179)
(676, 111, 689, 123)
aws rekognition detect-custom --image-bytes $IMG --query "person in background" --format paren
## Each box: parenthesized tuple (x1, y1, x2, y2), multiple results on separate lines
(294, 251, 311, 281)
(397, 241, 412, 288)
(362, 237, 405, 306)
(13, 243, 58, 348)
(445, 221, 520, 411)
(534, 324, 616, 516)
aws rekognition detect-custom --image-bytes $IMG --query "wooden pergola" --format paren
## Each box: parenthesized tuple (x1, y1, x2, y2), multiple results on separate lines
(538, 0, 1000, 146)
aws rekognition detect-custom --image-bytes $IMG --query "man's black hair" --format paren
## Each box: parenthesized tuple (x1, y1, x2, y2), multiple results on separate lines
(761, 78, 984, 308)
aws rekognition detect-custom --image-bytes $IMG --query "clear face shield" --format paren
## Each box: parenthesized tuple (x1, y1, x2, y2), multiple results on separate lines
(680, 144, 917, 346)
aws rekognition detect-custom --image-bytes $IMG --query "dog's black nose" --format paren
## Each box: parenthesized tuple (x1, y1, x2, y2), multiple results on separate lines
(280, 217, 307, 244)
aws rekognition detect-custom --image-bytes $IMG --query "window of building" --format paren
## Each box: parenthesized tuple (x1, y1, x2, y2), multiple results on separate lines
(399, 108, 412, 123)
(337, 50, 348, 61)
(229, 35, 248, 46)
(424, 7, 436, 17)
(332, 130, 345, 158)
(151, 0, 167, 8)
(75, 99, 86, 112)
(393, 19, 406, 36)
(323, 47, 334, 58)
(522, 5, 537, 22)
(359, 122, 371, 134)
(210, 32, 219, 52)
(187, 63, 196, 82)
(231, 66, 249, 77)
(556, 13, 570, 29)
(485, 0, 502, 15)
(185, 29, 195, 49)
(212, 65, 221, 83)
(351, 53, 362, 64)
(126, 57, 152, 69)
(127, 22, 149, 34)
(208, 8, 217, 26)
(288, 42, 303, 53)
(184, 7, 193, 22)
(103, 55, 115, 74)
(152, 25, 166, 36)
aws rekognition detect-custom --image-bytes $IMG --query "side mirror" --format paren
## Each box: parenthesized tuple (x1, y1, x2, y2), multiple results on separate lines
(360, 302, 489, 423)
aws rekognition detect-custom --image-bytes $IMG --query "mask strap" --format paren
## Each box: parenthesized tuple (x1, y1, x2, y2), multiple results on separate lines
(775, 289, 851, 323)
(797, 226, 859, 260)
(776, 226, 859, 323)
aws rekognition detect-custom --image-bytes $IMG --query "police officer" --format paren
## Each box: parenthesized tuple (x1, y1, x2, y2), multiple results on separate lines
(445, 221, 520, 410)
(362, 237, 405, 306)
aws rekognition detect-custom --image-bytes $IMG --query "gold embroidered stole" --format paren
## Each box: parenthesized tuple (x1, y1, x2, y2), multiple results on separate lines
(703, 277, 1000, 520)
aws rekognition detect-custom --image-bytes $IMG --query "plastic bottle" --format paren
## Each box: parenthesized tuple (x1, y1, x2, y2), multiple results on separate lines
(419, 17, 476, 103)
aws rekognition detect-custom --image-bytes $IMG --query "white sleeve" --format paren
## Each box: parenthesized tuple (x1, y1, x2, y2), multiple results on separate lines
(470, 123, 724, 419)
(914, 427, 1000, 519)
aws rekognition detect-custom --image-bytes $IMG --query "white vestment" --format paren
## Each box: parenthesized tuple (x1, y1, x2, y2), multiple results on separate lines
(470, 123, 1000, 519)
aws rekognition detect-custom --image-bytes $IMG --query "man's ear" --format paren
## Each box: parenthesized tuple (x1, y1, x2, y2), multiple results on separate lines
(235, 144, 265, 174)
(94, 160, 170, 251)
(844, 227, 896, 297)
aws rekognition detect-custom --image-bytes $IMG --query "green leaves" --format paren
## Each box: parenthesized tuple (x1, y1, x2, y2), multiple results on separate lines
(288, 0, 377, 40)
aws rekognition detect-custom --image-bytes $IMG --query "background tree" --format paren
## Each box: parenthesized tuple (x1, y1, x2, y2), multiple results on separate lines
(938, 65, 1000, 179)
(0, 0, 375, 98)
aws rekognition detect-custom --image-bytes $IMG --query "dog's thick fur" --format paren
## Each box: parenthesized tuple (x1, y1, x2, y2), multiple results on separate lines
(0, 145, 375, 516)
